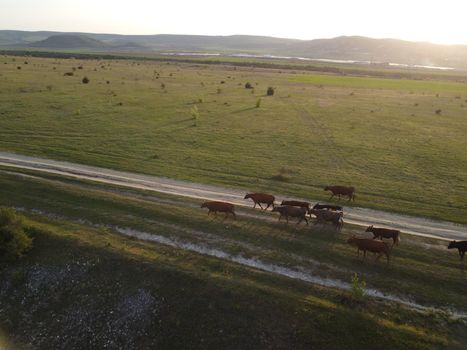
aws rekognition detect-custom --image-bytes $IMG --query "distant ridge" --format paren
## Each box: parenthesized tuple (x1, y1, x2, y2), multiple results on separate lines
(1, 30, 467, 69)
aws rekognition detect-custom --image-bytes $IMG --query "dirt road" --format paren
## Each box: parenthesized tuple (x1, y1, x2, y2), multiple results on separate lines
(0, 151, 465, 241)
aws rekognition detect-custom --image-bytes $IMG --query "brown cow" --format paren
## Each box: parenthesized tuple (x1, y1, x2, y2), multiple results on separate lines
(324, 186, 355, 201)
(347, 236, 390, 264)
(308, 209, 343, 231)
(272, 206, 308, 225)
(281, 200, 310, 210)
(201, 201, 236, 219)
(366, 225, 400, 246)
(244, 193, 275, 210)
(448, 241, 467, 261)
(312, 203, 343, 211)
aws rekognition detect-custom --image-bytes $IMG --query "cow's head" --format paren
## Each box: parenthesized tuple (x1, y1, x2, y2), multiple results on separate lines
(244, 193, 251, 199)
(448, 241, 457, 249)
(365, 225, 373, 232)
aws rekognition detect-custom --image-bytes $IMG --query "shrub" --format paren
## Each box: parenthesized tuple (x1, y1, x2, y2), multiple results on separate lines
(191, 105, 200, 126)
(266, 87, 275, 96)
(0, 208, 32, 262)
(350, 273, 366, 302)
(64, 72, 74, 76)
(435, 109, 442, 115)
(217, 88, 222, 94)
(271, 167, 293, 182)
(245, 82, 253, 89)
(82, 76, 90, 84)
(256, 98, 261, 108)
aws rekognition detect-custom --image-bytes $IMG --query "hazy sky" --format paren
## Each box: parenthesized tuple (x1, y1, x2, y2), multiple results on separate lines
(1, 0, 467, 45)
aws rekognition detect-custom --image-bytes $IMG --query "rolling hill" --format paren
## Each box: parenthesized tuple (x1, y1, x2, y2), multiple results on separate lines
(1, 30, 467, 69)
(29, 34, 109, 49)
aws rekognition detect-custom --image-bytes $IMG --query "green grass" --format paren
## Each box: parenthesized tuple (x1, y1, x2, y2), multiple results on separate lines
(0, 169, 465, 313)
(0, 56, 466, 224)
(1, 214, 463, 349)
(291, 73, 467, 92)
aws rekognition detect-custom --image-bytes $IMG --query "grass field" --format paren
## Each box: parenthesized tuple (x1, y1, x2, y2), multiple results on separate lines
(0, 55, 466, 223)
(0, 169, 466, 349)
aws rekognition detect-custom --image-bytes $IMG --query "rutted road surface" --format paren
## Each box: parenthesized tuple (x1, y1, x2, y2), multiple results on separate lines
(0, 151, 465, 241)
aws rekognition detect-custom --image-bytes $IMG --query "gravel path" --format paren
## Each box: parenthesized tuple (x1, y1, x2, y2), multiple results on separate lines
(0, 151, 465, 241)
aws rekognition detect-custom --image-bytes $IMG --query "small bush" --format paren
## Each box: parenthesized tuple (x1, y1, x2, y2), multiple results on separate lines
(191, 105, 200, 126)
(266, 87, 275, 96)
(82, 76, 90, 84)
(0, 208, 32, 262)
(64, 72, 74, 76)
(271, 167, 293, 182)
(256, 98, 261, 108)
(350, 273, 366, 302)
(17, 66, 21, 70)
(245, 82, 253, 89)
(435, 109, 442, 115)
(217, 88, 222, 94)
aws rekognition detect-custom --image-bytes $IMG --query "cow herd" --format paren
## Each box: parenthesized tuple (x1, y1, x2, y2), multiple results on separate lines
(200, 187, 467, 263)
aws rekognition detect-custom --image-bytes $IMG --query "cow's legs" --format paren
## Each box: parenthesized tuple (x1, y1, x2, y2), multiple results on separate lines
(258, 202, 264, 210)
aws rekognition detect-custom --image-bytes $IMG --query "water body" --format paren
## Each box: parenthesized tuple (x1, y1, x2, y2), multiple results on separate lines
(161, 52, 456, 71)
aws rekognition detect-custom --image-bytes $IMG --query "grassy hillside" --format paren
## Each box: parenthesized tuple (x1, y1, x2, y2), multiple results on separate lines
(0, 169, 466, 349)
(0, 56, 466, 223)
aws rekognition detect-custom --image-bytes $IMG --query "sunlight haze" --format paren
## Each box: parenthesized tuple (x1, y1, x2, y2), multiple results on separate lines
(1, 0, 467, 45)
